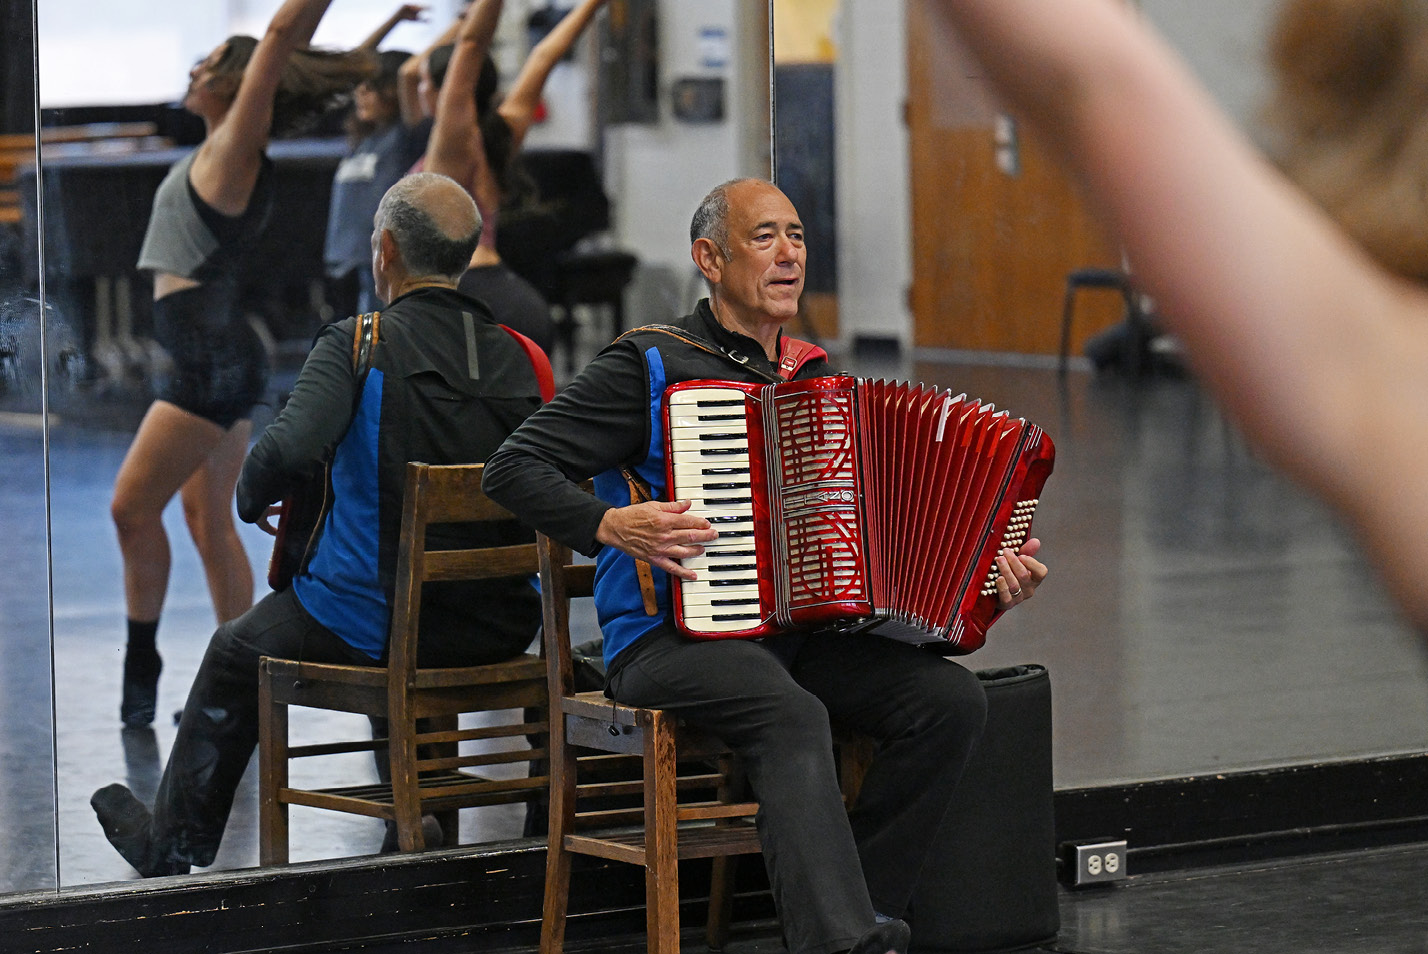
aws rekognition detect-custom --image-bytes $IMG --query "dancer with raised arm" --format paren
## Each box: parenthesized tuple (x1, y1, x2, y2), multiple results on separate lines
(111, 0, 373, 728)
(422, 0, 612, 353)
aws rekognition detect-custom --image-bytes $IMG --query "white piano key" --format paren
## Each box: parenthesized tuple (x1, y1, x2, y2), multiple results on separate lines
(678, 614, 765, 633)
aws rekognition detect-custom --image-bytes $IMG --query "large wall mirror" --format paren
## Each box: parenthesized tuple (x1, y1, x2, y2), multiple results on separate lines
(773, 0, 1427, 797)
(10, 0, 770, 891)
(3, 0, 1426, 903)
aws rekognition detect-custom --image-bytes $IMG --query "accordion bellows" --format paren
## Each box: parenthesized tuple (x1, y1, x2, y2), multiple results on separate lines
(665, 376, 1054, 653)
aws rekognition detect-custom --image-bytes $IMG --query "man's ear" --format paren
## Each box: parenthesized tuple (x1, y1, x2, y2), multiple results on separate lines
(378, 229, 400, 271)
(691, 237, 724, 285)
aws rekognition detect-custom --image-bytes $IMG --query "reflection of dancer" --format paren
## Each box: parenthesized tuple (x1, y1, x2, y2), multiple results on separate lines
(323, 4, 430, 317)
(931, 0, 1428, 630)
(422, 0, 613, 353)
(111, 0, 373, 728)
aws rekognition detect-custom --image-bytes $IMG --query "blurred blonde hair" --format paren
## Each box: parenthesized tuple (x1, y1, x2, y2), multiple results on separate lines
(1264, 0, 1428, 281)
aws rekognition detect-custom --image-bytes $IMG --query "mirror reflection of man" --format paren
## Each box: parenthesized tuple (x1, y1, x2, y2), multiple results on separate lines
(91, 173, 546, 877)
(483, 178, 1048, 954)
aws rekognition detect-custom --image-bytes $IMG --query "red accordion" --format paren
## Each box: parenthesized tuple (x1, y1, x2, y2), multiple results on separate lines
(664, 376, 1054, 653)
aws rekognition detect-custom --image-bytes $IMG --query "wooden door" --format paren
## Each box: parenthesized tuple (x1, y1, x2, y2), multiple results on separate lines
(906, 0, 1121, 355)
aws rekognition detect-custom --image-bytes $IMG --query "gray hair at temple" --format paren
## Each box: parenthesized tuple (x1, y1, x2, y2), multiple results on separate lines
(374, 173, 482, 281)
(690, 177, 772, 258)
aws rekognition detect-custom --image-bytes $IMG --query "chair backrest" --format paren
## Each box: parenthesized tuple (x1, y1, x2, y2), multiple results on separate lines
(386, 462, 541, 688)
(536, 532, 598, 705)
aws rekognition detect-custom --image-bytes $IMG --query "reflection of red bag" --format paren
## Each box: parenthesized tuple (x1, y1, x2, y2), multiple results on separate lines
(267, 311, 380, 591)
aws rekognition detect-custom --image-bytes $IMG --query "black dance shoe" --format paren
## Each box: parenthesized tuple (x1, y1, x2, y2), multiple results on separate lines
(120, 649, 162, 728)
(90, 783, 188, 877)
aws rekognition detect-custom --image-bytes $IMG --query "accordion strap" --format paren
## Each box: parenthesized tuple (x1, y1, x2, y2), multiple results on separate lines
(619, 466, 661, 617)
(618, 324, 827, 382)
(316, 310, 383, 542)
(776, 336, 827, 380)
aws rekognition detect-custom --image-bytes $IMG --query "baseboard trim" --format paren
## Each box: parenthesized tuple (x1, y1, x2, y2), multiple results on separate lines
(1054, 752, 1428, 873)
(7, 754, 1428, 952)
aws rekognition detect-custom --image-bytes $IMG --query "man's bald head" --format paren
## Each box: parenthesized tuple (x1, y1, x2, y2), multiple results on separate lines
(374, 173, 482, 282)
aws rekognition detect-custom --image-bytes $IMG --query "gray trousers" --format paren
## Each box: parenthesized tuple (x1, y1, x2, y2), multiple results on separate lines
(606, 625, 988, 954)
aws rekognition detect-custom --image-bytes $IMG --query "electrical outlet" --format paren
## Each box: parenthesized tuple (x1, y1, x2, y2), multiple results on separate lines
(1063, 839, 1128, 887)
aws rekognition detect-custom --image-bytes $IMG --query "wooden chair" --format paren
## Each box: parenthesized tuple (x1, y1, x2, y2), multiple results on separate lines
(257, 462, 549, 863)
(538, 533, 764, 954)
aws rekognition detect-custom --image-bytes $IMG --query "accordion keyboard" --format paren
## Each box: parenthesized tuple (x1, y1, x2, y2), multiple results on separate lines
(667, 387, 766, 632)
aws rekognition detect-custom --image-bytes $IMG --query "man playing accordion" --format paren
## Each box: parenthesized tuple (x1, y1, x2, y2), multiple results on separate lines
(483, 177, 1047, 954)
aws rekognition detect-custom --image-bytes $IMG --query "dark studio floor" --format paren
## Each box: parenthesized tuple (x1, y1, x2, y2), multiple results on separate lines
(670, 842, 1428, 954)
(3, 323, 1428, 952)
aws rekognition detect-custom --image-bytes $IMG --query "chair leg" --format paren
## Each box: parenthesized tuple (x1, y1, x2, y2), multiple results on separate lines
(707, 855, 737, 952)
(257, 665, 290, 866)
(644, 711, 681, 954)
(1122, 294, 1149, 378)
(611, 299, 626, 340)
(556, 300, 579, 376)
(427, 713, 460, 848)
(1059, 284, 1077, 376)
(540, 716, 578, 954)
(390, 712, 425, 851)
(707, 750, 746, 950)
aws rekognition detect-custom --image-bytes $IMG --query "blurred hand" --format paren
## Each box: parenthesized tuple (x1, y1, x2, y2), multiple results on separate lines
(256, 503, 284, 537)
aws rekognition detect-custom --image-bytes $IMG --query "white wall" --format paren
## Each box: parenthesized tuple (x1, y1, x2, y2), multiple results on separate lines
(1139, 0, 1277, 132)
(36, 1, 460, 107)
(833, 1, 909, 347)
(604, 0, 768, 281)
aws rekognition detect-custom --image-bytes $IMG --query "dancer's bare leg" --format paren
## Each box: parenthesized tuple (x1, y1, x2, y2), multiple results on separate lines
(112, 401, 231, 618)
(110, 400, 229, 726)
(180, 418, 254, 625)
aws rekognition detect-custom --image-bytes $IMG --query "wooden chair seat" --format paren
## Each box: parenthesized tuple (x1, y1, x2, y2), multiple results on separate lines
(257, 462, 549, 863)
